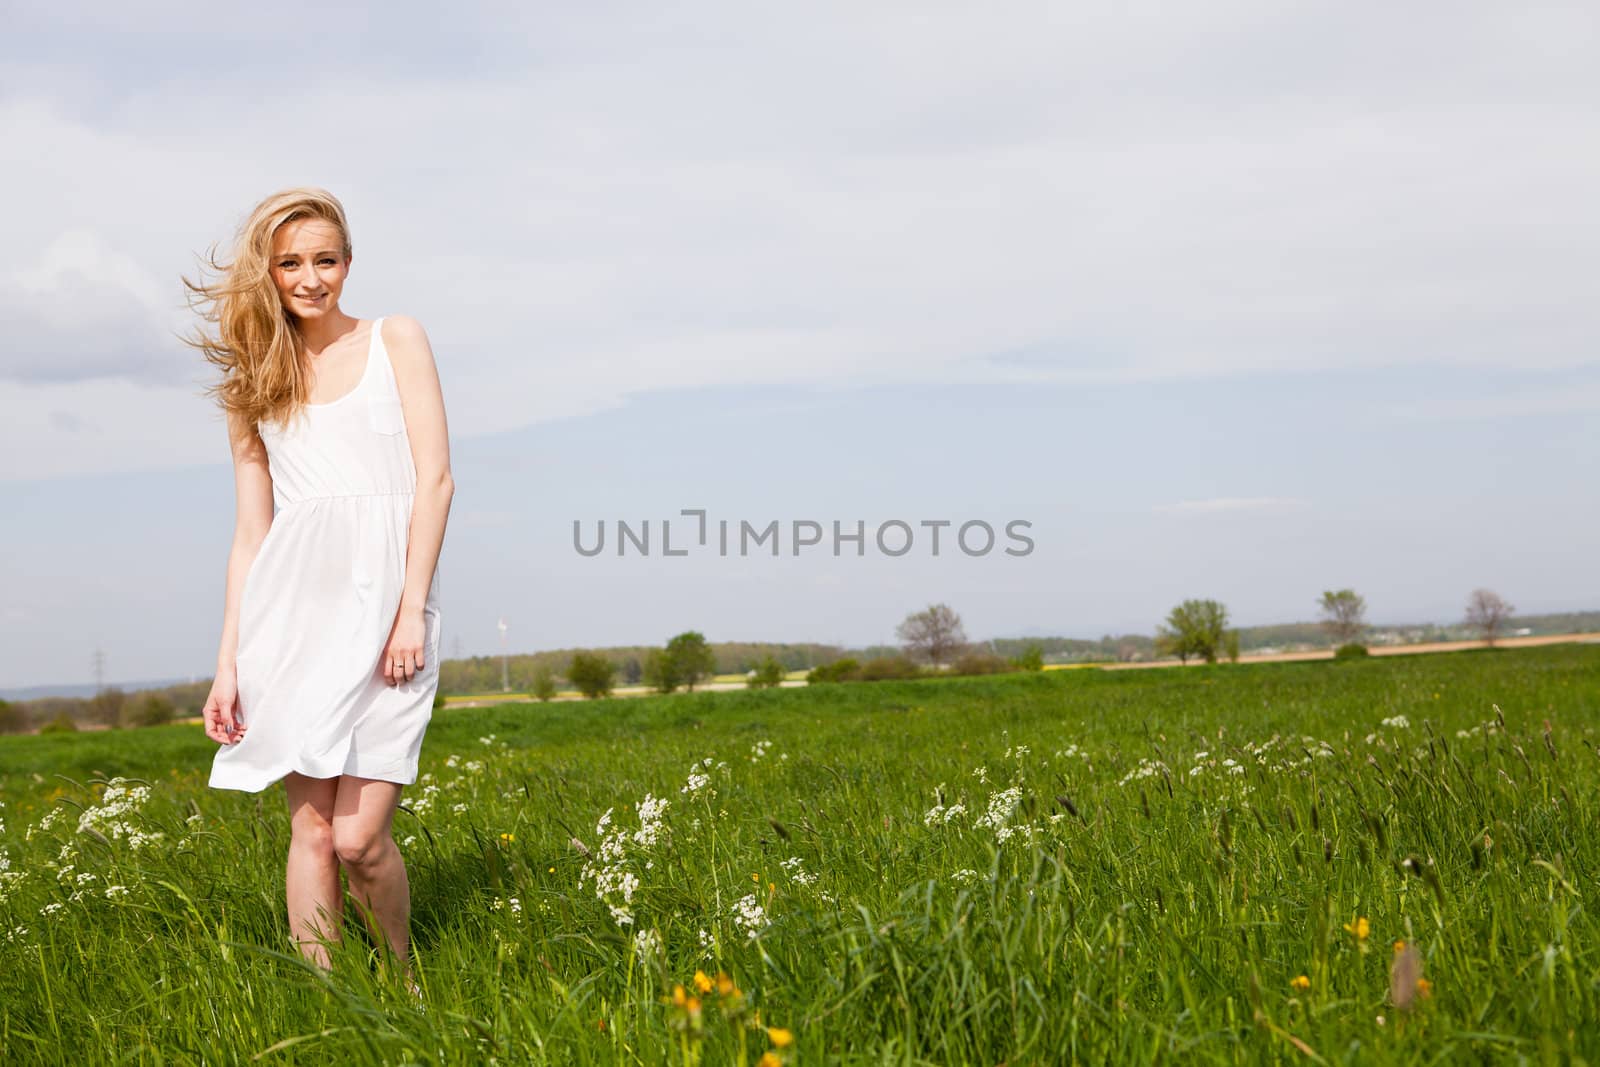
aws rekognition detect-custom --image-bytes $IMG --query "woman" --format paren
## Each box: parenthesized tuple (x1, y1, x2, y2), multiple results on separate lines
(184, 187, 454, 996)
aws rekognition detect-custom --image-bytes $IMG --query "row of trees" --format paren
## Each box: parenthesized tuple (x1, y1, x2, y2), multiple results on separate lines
(0, 689, 184, 735)
(1317, 588, 1516, 647)
(809, 604, 1046, 684)
(552, 630, 792, 700)
(1153, 587, 1521, 667)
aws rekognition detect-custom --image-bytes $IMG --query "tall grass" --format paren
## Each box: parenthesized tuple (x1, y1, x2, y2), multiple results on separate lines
(2, 645, 1598, 1063)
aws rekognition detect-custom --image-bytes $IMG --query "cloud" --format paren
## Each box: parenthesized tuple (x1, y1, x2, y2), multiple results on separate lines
(2, 3, 1598, 478)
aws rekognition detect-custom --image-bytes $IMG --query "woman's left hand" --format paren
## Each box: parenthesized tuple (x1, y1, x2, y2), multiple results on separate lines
(381, 607, 428, 685)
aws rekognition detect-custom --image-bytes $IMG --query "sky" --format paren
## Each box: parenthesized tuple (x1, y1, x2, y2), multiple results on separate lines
(2, 3, 1596, 692)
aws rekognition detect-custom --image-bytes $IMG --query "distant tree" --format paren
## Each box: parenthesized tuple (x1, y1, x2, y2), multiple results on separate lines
(665, 631, 718, 692)
(530, 663, 558, 702)
(1465, 589, 1514, 647)
(1224, 629, 1240, 663)
(1156, 599, 1230, 664)
(1115, 640, 1141, 663)
(808, 658, 861, 684)
(88, 686, 127, 729)
(896, 603, 969, 668)
(1318, 589, 1368, 646)
(39, 711, 78, 734)
(747, 654, 786, 689)
(0, 699, 28, 734)
(127, 693, 176, 728)
(621, 656, 644, 686)
(1011, 644, 1045, 671)
(643, 647, 680, 694)
(567, 652, 617, 699)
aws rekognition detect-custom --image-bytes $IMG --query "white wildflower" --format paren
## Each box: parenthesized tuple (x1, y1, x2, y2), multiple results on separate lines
(780, 855, 818, 886)
(1118, 758, 1169, 787)
(973, 786, 1024, 842)
(732, 893, 768, 940)
(633, 927, 662, 958)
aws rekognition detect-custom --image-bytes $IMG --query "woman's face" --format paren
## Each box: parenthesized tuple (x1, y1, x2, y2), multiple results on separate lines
(270, 217, 351, 322)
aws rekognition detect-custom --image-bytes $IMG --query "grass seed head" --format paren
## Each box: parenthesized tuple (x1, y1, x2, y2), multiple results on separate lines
(1389, 943, 1424, 1012)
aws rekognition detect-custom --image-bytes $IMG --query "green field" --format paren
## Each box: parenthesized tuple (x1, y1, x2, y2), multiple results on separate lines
(2, 644, 1599, 1064)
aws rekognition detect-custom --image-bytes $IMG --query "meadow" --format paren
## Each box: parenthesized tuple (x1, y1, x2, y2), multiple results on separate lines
(2, 643, 1598, 1064)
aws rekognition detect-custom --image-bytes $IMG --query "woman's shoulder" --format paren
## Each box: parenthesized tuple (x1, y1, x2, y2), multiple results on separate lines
(376, 315, 439, 377)
(377, 314, 429, 344)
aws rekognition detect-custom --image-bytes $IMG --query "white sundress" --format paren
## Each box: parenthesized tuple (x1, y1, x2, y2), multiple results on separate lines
(209, 316, 444, 793)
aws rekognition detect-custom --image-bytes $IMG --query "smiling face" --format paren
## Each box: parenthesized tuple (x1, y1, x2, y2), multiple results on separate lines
(270, 216, 351, 322)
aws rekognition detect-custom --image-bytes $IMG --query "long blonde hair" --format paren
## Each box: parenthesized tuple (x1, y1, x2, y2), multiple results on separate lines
(182, 187, 354, 432)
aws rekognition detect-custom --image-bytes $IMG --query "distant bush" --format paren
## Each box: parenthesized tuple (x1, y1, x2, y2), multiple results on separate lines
(857, 656, 923, 682)
(88, 687, 127, 729)
(807, 658, 861, 684)
(0, 699, 27, 734)
(1335, 643, 1371, 660)
(39, 711, 78, 734)
(644, 648, 680, 694)
(568, 652, 617, 699)
(126, 694, 176, 728)
(1010, 644, 1045, 672)
(952, 651, 1016, 676)
(747, 655, 786, 689)
(433, 691, 448, 711)
(531, 664, 559, 701)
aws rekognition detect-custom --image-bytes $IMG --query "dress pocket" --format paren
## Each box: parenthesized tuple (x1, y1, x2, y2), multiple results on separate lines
(368, 396, 406, 435)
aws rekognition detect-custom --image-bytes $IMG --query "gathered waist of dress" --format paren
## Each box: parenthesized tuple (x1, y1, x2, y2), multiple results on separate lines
(277, 488, 418, 505)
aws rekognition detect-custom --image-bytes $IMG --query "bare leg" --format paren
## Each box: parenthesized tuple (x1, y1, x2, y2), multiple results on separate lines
(332, 775, 413, 985)
(283, 771, 342, 970)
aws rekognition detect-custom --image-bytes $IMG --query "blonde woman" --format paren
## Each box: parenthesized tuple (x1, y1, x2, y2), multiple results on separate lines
(185, 187, 453, 997)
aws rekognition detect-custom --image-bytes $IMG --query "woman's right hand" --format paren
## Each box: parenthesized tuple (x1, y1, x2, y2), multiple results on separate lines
(203, 665, 247, 745)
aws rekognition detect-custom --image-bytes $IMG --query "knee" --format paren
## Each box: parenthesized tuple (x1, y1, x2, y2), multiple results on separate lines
(290, 812, 335, 858)
(332, 825, 389, 869)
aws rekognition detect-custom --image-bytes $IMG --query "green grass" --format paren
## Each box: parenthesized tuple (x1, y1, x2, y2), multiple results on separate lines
(2, 644, 1599, 1063)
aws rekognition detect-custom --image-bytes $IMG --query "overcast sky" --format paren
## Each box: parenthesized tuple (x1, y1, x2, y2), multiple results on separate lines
(2, 3, 1596, 692)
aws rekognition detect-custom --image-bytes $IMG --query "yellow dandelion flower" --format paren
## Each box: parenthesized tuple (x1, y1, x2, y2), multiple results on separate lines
(758, 1054, 782, 1067)
(548, 866, 555, 873)
(1417, 978, 1433, 1000)
(671, 984, 687, 1008)
(1344, 916, 1370, 940)
(751, 872, 761, 883)
(693, 970, 713, 994)
(716, 972, 735, 996)
(500, 832, 515, 843)
(767, 1026, 795, 1047)
(1290, 975, 1310, 992)
(1393, 940, 1406, 954)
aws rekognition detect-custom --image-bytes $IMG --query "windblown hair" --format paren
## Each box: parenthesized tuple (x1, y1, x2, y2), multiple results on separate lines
(182, 187, 354, 433)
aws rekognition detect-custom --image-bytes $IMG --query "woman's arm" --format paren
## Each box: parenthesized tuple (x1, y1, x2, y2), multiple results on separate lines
(382, 315, 455, 682)
(217, 407, 276, 671)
